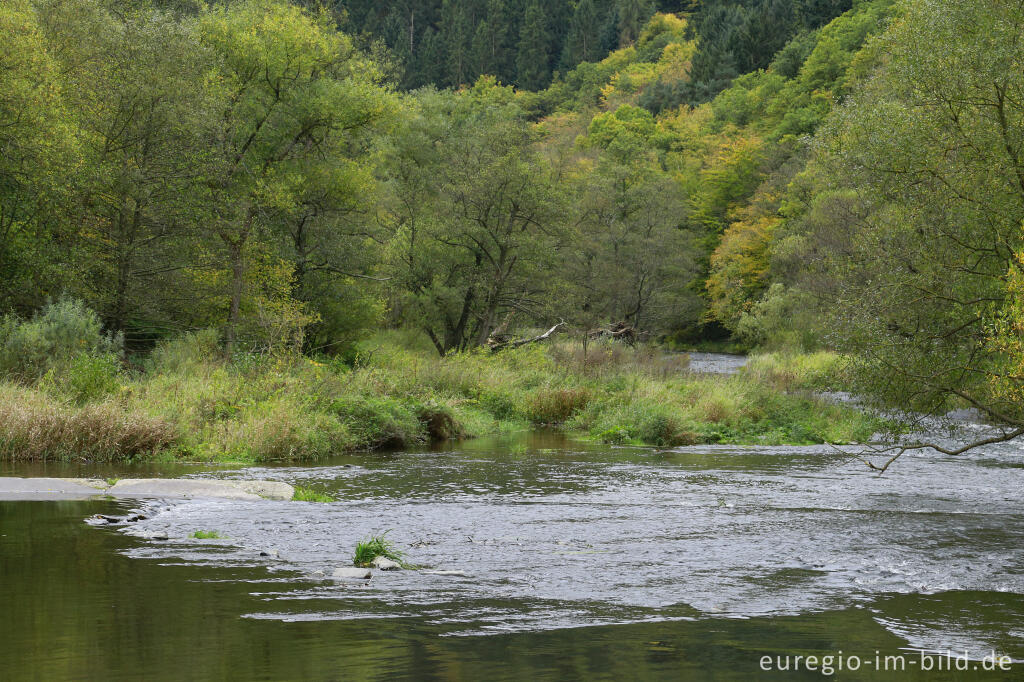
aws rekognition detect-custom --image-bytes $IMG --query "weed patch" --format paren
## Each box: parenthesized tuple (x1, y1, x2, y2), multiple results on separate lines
(353, 532, 405, 567)
(193, 530, 225, 539)
(292, 485, 333, 503)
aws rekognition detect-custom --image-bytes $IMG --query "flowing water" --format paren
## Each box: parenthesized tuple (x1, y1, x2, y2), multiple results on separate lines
(1, 357, 1022, 680)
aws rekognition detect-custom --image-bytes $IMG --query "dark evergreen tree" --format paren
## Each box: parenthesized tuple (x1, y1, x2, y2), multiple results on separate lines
(415, 26, 447, 88)
(471, 0, 513, 81)
(561, 0, 603, 70)
(516, 0, 550, 90)
(544, 0, 572, 77)
(442, 0, 474, 86)
(617, 0, 656, 46)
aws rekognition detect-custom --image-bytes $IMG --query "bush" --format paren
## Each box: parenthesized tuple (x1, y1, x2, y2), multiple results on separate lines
(475, 388, 521, 421)
(149, 328, 222, 373)
(415, 404, 462, 441)
(213, 399, 352, 461)
(0, 298, 122, 380)
(39, 352, 122, 404)
(329, 395, 425, 449)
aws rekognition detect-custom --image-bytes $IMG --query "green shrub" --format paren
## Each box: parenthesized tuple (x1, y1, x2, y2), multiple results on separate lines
(415, 403, 462, 441)
(597, 426, 630, 444)
(476, 388, 521, 421)
(329, 395, 425, 448)
(149, 329, 222, 373)
(0, 298, 122, 380)
(40, 353, 122, 404)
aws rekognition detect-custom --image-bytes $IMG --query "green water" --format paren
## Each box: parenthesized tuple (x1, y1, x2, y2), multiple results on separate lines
(1, 431, 1022, 680)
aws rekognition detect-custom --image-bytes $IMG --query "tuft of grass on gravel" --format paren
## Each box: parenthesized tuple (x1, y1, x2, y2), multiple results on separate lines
(292, 485, 333, 503)
(353, 532, 405, 567)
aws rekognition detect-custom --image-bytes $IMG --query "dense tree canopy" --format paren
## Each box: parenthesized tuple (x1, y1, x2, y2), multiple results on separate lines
(0, 0, 896, 355)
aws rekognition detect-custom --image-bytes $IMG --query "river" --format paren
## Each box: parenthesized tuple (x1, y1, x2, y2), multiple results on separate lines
(1, 356, 1021, 680)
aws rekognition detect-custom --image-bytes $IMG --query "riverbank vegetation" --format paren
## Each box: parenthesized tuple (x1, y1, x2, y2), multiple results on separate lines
(0, 301, 876, 462)
(1, 0, 1020, 462)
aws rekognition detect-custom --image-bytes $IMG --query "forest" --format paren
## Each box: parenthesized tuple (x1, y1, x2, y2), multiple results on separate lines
(2, 0, 1023, 461)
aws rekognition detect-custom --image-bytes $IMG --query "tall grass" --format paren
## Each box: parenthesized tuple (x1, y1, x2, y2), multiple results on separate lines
(743, 351, 847, 391)
(0, 384, 174, 461)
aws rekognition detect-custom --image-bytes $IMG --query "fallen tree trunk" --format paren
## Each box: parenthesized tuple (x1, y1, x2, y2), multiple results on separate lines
(489, 321, 566, 353)
(587, 321, 638, 346)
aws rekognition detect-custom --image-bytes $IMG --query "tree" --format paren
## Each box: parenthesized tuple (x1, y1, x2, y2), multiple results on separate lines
(561, 0, 603, 70)
(0, 0, 76, 314)
(573, 107, 697, 335)
(787, 0, 1024, 465)
(616, 0, 655, 47)
(442, 0, 473, 86)
(472, 0, 513, 82)
(516, 1, 551, 91)
(196, 0, 391, 352)
(382, 83, 567, 355)
(42, 2, 215, 334)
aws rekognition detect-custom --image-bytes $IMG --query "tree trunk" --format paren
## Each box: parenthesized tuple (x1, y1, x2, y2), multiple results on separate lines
(225, 239, 245, 356)
(221, 209, 254, 357)
(489, 321, 565, 352)
(110, 202, 142, 333)
(425, 327, 446, 357)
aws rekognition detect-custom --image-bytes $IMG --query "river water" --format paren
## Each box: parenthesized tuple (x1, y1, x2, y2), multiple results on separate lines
(1, 357, 1022, 680)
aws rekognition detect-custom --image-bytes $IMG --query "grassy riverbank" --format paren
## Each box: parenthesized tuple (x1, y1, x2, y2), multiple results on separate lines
(0, 320, 881, 462)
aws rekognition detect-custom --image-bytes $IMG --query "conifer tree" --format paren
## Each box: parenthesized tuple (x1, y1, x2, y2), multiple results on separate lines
(472, 0, 512, 81)
(617, 0, 655, 46)
(561, 0, 602, 70)
(442, 0, 473, 86)
(516, 0, 550, 90)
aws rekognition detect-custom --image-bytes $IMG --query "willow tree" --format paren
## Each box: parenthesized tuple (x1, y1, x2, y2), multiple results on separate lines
(382, 83, 567, 356)
(573, 105, 697, 336)
(196, 0, 392, 352)
(795, 0, 1024, 466)
(0, 0, 76, 314)
(35, 1, 217, 334)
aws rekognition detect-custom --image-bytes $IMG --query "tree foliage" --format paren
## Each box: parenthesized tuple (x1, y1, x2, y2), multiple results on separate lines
(783, 0, 1024, 430)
